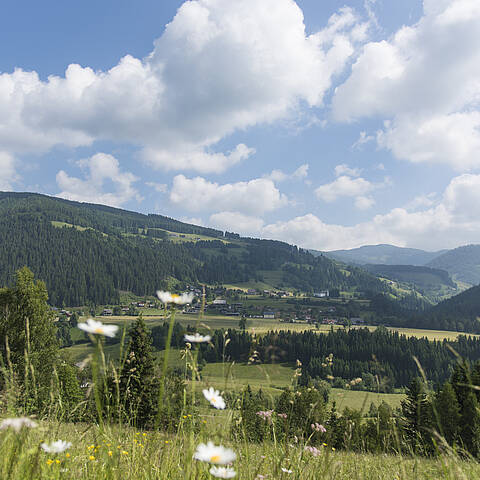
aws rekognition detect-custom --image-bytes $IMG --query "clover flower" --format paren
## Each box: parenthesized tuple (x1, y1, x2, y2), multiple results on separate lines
(78, 318, 118, 338)
(304, 446, 322, 456)
(0, 417, 38, 431)
(194, 442, 236, 465)
(184, 333, 211, 343)
(311, 423, 326, 433)
(203, 387, 226, 409)
(157, 291, 194, 305)
(256, 410, 273, 420)
(210, 466, 237, 478)
(41, 440, 72, 453)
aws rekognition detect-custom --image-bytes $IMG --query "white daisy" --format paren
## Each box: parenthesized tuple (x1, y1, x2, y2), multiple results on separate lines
(41, 440, 72, 453)
(78, 318, 118, 338)
(184, 333, 211, 343)
(0, 417, 38, 432)
(156, 291, 194, 305)
(281, 467, 293, 474)
(210, 466, 237, 478)
(194, 442, 236, 465)
(203, 387, 226, 410)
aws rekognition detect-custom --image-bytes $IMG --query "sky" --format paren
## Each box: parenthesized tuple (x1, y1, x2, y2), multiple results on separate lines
(1, 0, 480, 252)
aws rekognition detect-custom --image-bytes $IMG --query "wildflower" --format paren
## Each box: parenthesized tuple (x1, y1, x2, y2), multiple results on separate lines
(304, 446, 322, 456)
(184, 333, 211, 343)
(157, 291, 194, 305)
(277, 413, 287, 419)
(210, 466, 237, 478)
(311, 423, 326, 433)
(55, 459, 61, 465)
(78, 318, 118, 338)
(281, 467, 292, 474)
(65, 453, 70, 458)
(203, 387, 226, 409)
(108, 451, 113, 457)
(46, 459, 54, 466)
(256, 410, 273, 420)
(122, 450, 128, 455)
(0, 417, 38, 431)
(193, 442, 236, 465)
(41, 440, 72, 453)
(89, 455, 95, 461)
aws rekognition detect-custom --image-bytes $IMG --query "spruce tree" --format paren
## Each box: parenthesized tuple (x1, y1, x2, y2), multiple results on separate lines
(119, 315, 157, 428)
(460, 391, 480, 457)
(401, 377, 432, 454)
(434, 381, 460, 445)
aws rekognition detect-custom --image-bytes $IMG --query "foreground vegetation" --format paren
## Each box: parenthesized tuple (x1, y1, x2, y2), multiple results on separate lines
(3, 268, 480, 479)
(3, 421, 480, 479)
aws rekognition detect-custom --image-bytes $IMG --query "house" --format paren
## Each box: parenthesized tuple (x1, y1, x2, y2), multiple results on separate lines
(350, 317, 365, 325)
(263, 311, 275, 319)
(247, 289, 257, 295)
(213, 298, 227, 305)
(102, 308, 113, 316)
(313, 290, 329, 298)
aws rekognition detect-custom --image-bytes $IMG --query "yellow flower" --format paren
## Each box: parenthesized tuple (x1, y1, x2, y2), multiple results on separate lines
(108, 451, 113, 457)
(106, 443, 111, 447)
(122, 450, 128, 455)
(165, 440, 169, 444)
(136, 432, 140, 436)
(89, 455, 95, 461)
(142, 433, 147, 437)
(55, 459, 61, 465)
(66, 453, 70, 458)
(46, 459, 54, 466)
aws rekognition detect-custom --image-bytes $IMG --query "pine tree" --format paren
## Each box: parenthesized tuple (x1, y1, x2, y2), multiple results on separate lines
(119, 315, 157, 428)
(460, 391, 480, 457)
(434, 381, 460, 445)
(401, 377, 432, 454)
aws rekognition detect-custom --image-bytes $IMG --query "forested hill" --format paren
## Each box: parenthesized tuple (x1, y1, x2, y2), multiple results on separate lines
(427, 244, 480, 286)
(0, 192, 391, 306)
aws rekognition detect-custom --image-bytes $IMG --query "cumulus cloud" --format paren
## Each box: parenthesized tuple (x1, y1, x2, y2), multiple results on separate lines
(56, 153, 140, 207)
(259, 173, 480, 250)
(209, 211, 265, 235)
(265, 163, 309, 182)
(334, 163, 362, 177)
(169, 175, 288, 215)
(146, 182, 168, 193)
(332, 0, 480, 171)
(0, 152, 17, 190)
(315, 175, 374, 203)
(0, 0, 368, 174)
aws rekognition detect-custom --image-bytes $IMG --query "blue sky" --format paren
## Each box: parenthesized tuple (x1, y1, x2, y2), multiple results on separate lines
(1, 0, 479, 251)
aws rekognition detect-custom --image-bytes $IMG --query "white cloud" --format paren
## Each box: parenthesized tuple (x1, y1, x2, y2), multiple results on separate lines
(315, 175, 374, 202)
(209, 211, 264, 235)
(0, 0, 368, 174)
(265, 163, 309, 182)
(169, 175, 288, 215)
(354, 195, 375, 210)
(146, 182, 168, 193)
(334, 163, 362, 177)
(56, 153, 140, 207)
(259, 173, 480, 250)
(351, 131, 374, 150)
(333, 0, 480, 171)
(0, 152, 17, 190)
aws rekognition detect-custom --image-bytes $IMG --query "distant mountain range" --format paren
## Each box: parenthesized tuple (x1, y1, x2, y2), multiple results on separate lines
(321, 244, 446, 266)
(320, 243, 480, 288)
